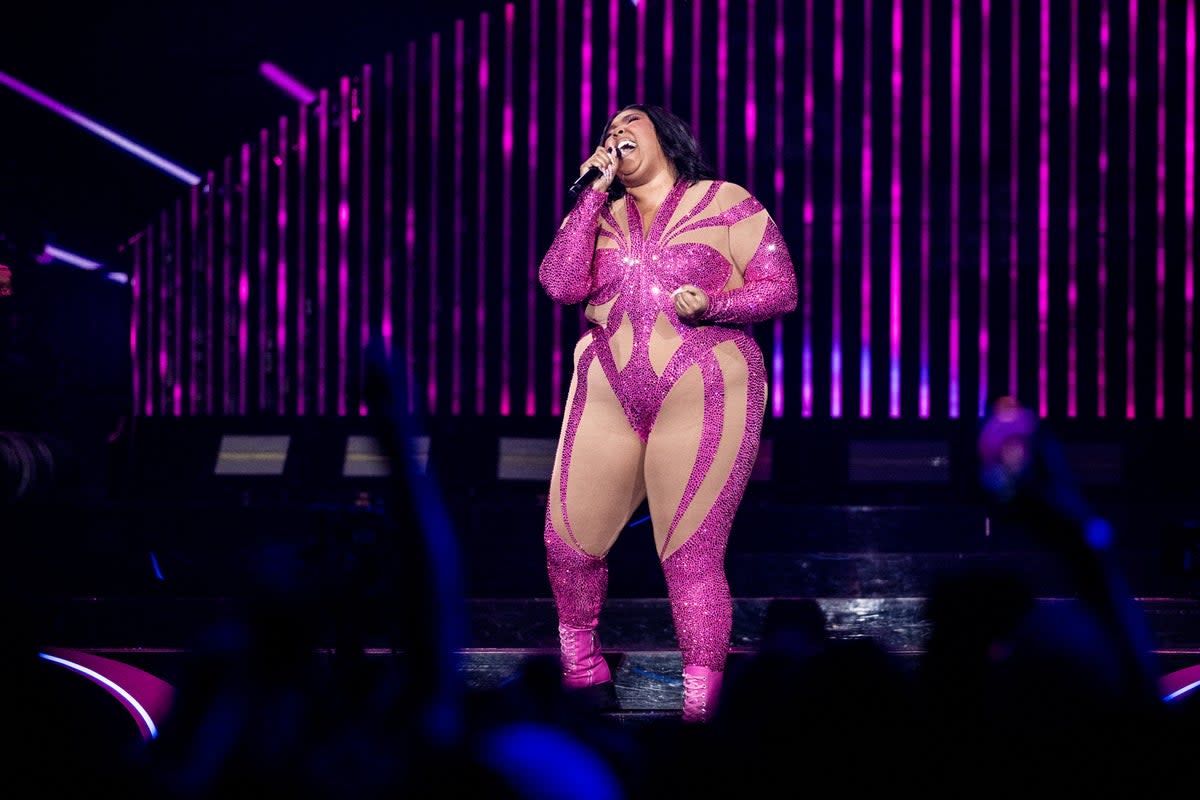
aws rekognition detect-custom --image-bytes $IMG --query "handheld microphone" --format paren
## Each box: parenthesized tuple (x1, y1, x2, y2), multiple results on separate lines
(568, 166, 602, 196)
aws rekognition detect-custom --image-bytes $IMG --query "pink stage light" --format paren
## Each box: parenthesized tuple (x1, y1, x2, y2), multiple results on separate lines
(259, 61, 317, 105)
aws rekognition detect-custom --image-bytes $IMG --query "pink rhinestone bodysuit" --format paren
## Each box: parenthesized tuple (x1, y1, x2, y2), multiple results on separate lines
(539, 179, 797, 672)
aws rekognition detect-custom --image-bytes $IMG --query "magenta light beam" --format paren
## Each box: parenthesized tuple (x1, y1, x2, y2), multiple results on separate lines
(501, 5, 515, 416)
(919, 0, 932, 418)
(1126, 0, 1138, 420)
(1098, 0, 1110, 417)
(772, 0, 786, 417)
(1154, 0, 1167, 418)
(453, 23, 466, 417)
(0, 71, 201, 185)
(477, 16, 490, 416)
(831, 0, 845, 418)
(337, 76, 352, 417)
(950, 0, 962, 418)
(889, 0, 903, 418)
(1008, 0, 1020, 403)
(1068, 0, 1080, 417)
(979, 0, 991, 417)
(526, 1, 541, 417)
(1037, 0, 1050, 417)
(259, 62, 317, 105)
(552, 0, 566, 415)
(1186, 0, 1196, 419)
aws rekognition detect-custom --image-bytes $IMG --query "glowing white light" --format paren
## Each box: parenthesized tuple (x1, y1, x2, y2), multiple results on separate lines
(1164, 679, 1200, 703)
(0, 71, 201, 186)
(43, 244, 102, 269)
(38, 652, 159, 739)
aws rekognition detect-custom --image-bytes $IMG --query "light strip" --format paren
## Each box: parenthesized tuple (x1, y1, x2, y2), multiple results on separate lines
(317, 88, 330, 416)
(1127, 0, 1138, 420)
(889, 0, 903, 418)
(717, 0, 729, 178)
(42, 243, 101, 269)
(772, 0, 785, 417)
(38, 653, 160, 740)
(1068, 0, 1080, 417)
(920, 0, 931, 418)
(949, 0, 962, 419)
(239, 143, 250, 416)
(526, 3, 540, 417)
(338, 75, 351, 417)
(1037, 0, 1050, 417)
(664, 0, 674, 102)
(258, 129, 269, 414)
(222, 156, 233, 414)
(501, 5, 514, 416)
(259, 61, 317, 105)
(1009, 0, 1020, 402)
(1155, 0, 1167, 418)
(429, 37, 442, 415)
(1098, 0, 1110, 417)
(802, 0, 814, 417)
(477, 18, 489, 416)
(1186, 0, 1196, 419)
(454, 22, 465, 416)
(552, 1, 565, 416)
(831, 0, 844, 418)
(635, 0, 646, 104)
(979, 0, 991, 417)
(406, 42, 417, 415)
(692, 0, 702, 134)
(0, 71, 201, 185)
(860, 0, 874, 418)
(277, 115, 289, 415)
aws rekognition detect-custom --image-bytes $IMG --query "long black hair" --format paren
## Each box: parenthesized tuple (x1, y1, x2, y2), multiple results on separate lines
(598, 103, 716, 202)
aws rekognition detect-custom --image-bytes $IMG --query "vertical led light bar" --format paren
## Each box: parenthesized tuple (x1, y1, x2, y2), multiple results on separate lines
(338, 76, 351, 417)
(159, 213, 170, 413)
(239, 144, 251, 415)
(1008, 0, 1020, 402)
(717, 0, 729, 177)
(1126, 0, 1138, 419)
(1068, 0, 1080, 417)
(453, 24, 465, 417)
(1098, 0, 1110, 417)
(772, 0, 786, 417)
(664, 0, 674, 101)
(860, 0, 874, 418)
(206, 168, 216, 414)
(131, 237, 141, 416)
(802, 0, 814, 417)
(258, 128, 269, 413)
(831, 0, 844, 418)
(692, 0, 702, 132)
(222, 156, 233, 414)
(297, 91, 309, 415)
(144, 228, 155, 415)
(174, 198, 184, 415)
(383, 57, 395, 372)
(949, 0, 962, 418)
(582, 0, 593, 158)
(428, 38, 441, 415)
(360, 64, 373, 417)
(1037, 0, 1050, 418)
(1186, 0, 1197, 419)
(552, 1, 565, 415)
(635, 0, 646, 102)
(1154, 0, 1167, 418)
(277, 115, 289, 415)
(889, 0, 903, 418)
(919, 0, 931, 418)
(745, 0, 757, 193)
(501, 5, 514, 416)
(978, 0, 991, 417)
(382, 56, 395, 370)
(406, 42, 417, 414)
(317, 88, 330, 416)
(477, 17, 490, 416)
(608, 0, 619, 110)
(189, 183, 200, 414)
(158, 213, 168, 414)
(526, 3, 540, 417)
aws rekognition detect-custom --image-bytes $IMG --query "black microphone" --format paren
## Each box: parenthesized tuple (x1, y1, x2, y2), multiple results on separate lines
(568, 166, 602, 196)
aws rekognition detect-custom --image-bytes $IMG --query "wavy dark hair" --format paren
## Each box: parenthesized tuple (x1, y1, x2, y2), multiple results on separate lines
(597, 103, 716, 202)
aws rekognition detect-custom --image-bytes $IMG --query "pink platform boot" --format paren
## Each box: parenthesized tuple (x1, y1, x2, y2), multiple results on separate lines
(681, 665, 723, 723)
(558, 624, 612, 689)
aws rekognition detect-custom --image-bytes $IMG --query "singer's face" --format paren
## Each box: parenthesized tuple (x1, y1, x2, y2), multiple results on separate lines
(604, 107, 665, 186)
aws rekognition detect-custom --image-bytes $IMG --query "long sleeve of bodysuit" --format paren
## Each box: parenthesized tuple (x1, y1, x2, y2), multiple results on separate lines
(538, 188, 608, 306)
(700, 199, 798, 326)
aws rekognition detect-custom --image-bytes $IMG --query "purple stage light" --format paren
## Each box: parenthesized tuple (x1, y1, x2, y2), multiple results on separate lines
(0, 71, 201, 185)
(258, 61, 317, 105)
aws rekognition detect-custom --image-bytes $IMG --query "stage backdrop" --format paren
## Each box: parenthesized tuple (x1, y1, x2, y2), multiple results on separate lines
(125, 0, 1199, 424)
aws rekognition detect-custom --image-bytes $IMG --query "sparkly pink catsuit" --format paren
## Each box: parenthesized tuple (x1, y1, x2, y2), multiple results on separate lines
(539, 179, 797, 673)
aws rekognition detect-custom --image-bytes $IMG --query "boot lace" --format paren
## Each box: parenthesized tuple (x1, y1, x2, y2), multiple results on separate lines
(682, 671, 710, 720)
